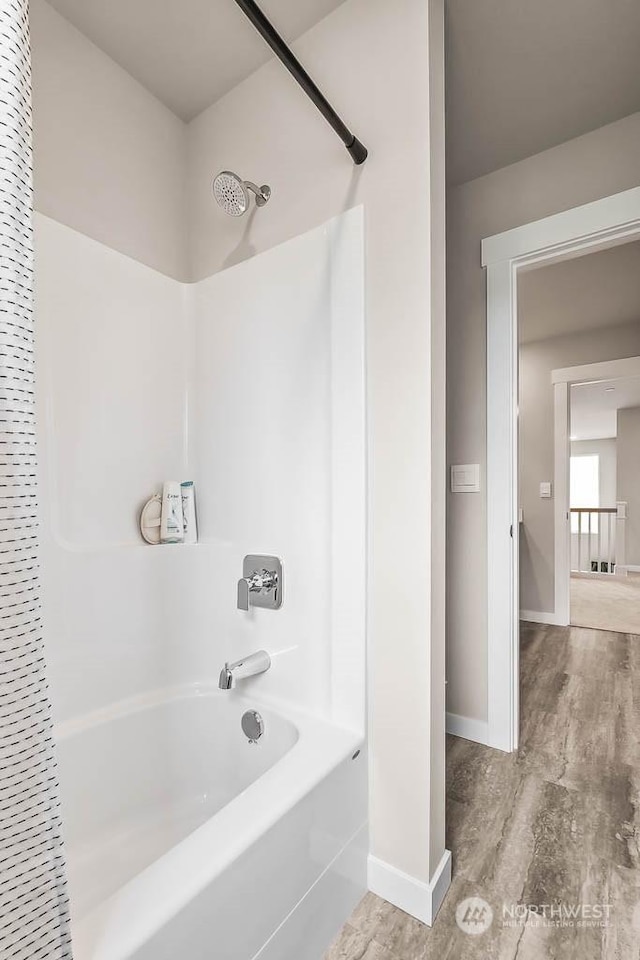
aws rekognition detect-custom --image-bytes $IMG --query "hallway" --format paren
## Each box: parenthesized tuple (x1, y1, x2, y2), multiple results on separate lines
(326, 623, 640, 959)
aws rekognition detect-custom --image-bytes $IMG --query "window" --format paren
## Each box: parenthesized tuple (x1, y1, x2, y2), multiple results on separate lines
(570, 454, 599, 532)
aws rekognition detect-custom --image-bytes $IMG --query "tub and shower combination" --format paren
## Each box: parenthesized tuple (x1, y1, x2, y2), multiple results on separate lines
(36, 203, 367, 959)
(0, 0, 370, 954)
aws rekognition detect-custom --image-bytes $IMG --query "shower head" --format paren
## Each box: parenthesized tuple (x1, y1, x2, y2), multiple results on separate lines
(212, 171, 271, 217)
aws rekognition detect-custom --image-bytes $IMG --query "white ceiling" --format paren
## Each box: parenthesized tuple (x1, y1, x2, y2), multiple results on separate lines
(44, 0, 347, 121)
(571, 377, 640, 441)
(446, 0, 640, 185)
(518, 241, 640, 345)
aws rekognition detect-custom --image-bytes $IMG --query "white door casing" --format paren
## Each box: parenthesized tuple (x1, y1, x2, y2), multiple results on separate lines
(483, 185, 640, 753)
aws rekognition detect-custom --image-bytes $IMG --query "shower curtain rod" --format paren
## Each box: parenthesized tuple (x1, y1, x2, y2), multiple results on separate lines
(233, 0, 368, 164)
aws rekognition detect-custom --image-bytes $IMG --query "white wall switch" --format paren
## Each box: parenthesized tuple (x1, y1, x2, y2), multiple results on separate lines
(451, 463, 480, 493)
(539, 481, 552, 499)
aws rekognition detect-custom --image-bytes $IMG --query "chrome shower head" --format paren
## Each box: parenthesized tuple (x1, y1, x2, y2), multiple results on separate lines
(212, 171, 271, 217)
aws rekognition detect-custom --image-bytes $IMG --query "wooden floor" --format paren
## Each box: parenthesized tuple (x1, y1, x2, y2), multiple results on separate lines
(325, 623, 640, 959)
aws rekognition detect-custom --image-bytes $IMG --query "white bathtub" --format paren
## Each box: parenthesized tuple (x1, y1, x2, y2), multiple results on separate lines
(55, 686, 367, 960)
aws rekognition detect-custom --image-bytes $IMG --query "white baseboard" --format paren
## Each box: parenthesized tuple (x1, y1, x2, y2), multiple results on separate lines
(368, 850, 451, 926)
(519, 609, 565, 626)
(446, 712, 490, 746)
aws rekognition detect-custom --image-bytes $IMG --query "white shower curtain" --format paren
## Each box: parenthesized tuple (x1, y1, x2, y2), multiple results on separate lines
(0, 2, 72, 957)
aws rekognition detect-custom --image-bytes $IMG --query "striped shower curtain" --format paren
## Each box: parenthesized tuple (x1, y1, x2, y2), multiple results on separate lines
(0, 2, 73, 957)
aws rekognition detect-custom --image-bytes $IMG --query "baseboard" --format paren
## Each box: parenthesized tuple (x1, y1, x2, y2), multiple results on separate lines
(519, 609, 565, 626)
(446, 712, 490, 746)
(367, 850, 451, 926)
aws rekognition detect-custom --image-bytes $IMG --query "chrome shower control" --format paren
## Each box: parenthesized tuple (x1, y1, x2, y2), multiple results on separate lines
(241, 710, 264, 744)
(237, 555, 283, 610)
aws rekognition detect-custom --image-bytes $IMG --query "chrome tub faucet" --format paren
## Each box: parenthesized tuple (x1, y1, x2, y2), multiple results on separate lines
(219, 650, 271, 690)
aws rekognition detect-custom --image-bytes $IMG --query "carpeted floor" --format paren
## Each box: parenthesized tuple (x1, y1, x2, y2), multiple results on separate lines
(570, 572, 640, 634)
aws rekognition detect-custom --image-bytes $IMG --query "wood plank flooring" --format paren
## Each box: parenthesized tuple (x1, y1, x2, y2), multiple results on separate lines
(325, 623, 640, 960)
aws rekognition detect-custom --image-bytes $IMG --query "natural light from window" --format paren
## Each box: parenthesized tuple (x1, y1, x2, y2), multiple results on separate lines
(570, 454, 599, 532)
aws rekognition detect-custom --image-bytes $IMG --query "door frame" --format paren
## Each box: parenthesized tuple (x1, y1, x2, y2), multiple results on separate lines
(552, 355, 640, 625)
(483, 185, 640, 753)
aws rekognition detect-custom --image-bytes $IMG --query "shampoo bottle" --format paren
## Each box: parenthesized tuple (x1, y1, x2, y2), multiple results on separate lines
(181, 481, 198, 544)
(160, 481, 184, 543)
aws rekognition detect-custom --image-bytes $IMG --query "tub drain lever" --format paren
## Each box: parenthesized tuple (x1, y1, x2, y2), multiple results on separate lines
(241, 710, 264, 743)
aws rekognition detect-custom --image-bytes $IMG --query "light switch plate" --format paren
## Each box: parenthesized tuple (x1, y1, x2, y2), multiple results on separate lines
(540, 481, 552, 499)
(451, 464, 480, 493)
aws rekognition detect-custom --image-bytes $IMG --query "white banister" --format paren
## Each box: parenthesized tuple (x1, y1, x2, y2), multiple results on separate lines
(577, 510, 582, 572)
(570, 507, 618, 575)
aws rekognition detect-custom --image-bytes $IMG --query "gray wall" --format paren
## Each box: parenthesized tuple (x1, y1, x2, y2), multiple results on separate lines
(518, 323, 640, 613)
(447, 110, 640, 723)
(30, 0, 187, 280)
(617, 407, 640, 565)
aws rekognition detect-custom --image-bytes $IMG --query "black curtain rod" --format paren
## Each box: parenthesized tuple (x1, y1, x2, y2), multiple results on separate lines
(233, 0, 368, 165)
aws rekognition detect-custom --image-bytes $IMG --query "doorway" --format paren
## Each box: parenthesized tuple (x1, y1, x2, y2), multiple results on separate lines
(484, 185, 640, 752)
(553, 361, 640, 634)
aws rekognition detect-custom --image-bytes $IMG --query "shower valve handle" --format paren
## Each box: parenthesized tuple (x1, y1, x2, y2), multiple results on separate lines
(237, 570, 276, 610)
(237, 556, 283, 611)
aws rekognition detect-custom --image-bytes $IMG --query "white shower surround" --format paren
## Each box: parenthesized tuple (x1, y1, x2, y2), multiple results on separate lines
(35, 207, 367, 958)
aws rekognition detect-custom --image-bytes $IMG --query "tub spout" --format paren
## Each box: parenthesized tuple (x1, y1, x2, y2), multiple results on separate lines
(218, 650, 271, 690)
(218, 664, 234, 690)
